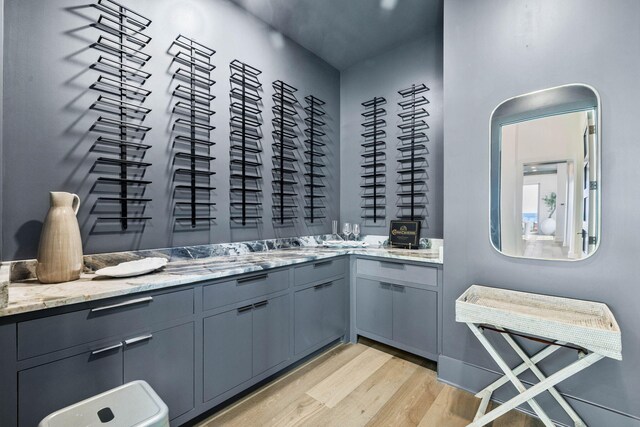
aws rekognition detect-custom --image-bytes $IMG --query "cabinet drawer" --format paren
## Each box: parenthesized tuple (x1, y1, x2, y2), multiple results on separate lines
(293, 257, 345, 286)
(17, 288, 194, 360)
(202, 269, 288, 311)
(356, 258, 437, 288)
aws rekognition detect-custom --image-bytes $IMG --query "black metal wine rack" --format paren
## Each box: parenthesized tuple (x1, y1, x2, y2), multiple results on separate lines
(229, 60, 263, 225)
(303, 95, 327, 223)
(361, 96, 387, 222)
(396, 83, 429, 222)
(271, 80, 299, 224)
(169, 35, 216, 228)
(89, 0, 153, 230)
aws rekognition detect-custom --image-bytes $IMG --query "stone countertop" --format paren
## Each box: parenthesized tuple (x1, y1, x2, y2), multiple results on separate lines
(0, 246, 441, 318)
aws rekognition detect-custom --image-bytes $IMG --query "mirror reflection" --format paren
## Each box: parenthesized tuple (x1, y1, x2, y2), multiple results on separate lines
(490, 85, 600, 261)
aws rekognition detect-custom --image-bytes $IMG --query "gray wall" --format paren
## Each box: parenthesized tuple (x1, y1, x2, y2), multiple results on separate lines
(2, 0, 340, 260)
(339, 31, 443, 238)
(442, 0, 640, 424)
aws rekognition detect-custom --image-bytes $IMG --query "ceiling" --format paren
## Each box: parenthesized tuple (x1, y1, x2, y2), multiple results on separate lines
(228, 0, 442, 70)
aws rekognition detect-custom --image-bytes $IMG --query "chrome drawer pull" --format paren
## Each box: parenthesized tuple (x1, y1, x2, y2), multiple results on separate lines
(124, 334, 153, 345)
(237, 274, 268, 284)
(91, 342, 123, 355)
(313, 260, 333, 268)
(253, 300, 268, 308)
(91, 296, 153, 313)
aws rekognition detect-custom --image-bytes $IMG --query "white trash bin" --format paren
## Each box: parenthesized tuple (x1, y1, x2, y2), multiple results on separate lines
(38, 380, 169, 427)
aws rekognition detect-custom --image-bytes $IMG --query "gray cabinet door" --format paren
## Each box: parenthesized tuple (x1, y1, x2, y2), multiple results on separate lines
(392, 285, 438, 355)
(323, 279, 345, 340)
(124, 322, 195, 420)
(294, 284, 325, 354)
(203, 307, 253, 401)
(356, 278, 393, 339)
(18, 346, 123, 427)
(252, 294, 290, 375)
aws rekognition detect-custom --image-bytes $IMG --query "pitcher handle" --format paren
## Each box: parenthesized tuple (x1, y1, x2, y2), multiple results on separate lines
(71, 194, 81, 215)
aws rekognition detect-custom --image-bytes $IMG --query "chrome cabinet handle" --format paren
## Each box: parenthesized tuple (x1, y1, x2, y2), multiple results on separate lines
(91, 296, 153, 313)
(91, 342, 123, 355)
(237, 274, 268, 284)
(124, 334, 153, 345)
(253, 300, 268, 308)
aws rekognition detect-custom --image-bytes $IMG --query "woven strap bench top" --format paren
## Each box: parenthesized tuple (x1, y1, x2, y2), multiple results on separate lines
(456, 285, 622, 360)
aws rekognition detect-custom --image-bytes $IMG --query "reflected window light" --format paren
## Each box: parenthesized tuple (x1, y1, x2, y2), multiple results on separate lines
(380, 0, 398, 11)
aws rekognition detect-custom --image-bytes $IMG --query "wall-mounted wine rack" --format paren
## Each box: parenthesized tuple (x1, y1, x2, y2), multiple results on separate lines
(361, 96, 387, 223)
(271, 80, 299, 224)
(89, 0, 153, 230)
(397, 83, 429, 222)
(169, 35, 216, 228)
(229, 60, 263, 226)
(303, 95, 327, 223)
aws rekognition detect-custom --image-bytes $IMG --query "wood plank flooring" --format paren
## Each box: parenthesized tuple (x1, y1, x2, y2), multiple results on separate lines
(197, 340, 544, 427)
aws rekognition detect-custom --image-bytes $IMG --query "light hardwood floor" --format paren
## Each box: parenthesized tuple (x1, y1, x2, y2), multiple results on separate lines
(197, 340, 544, 427)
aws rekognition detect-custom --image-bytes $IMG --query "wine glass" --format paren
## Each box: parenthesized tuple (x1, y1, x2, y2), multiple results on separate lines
(342, 222, 352, 240)
(352, 224, 361, 241)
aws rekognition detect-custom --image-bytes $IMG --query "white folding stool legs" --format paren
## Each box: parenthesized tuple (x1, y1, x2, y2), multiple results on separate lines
(465, 323, 603, 427)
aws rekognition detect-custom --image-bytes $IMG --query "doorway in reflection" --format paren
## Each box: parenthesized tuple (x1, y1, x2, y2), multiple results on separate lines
(500, 110, 597, 260)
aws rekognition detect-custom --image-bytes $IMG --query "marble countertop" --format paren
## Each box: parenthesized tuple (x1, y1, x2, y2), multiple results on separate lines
(0, 246, 441, 318)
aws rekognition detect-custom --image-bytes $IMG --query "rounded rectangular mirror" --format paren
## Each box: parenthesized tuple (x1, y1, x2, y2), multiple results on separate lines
(490, 84, 601, 261)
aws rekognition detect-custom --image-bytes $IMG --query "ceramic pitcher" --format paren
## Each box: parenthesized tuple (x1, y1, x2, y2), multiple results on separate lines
(36, 192, 83, 284)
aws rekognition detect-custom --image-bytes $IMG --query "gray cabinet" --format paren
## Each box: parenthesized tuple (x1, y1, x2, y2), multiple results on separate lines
(203, 306, 253, 402)
(15, 288, 197, 427)
(203, 293, 290, 402)
(252, 294, 290, 376)
(355, 276, 438, 358)
(18, 346, 123, 427)
(323, 280, 346, 339)
(294, 284, 325, 353)
(5, 256, 437, 427)
(355, 278, 393, 339)
(293, 258, 346, 286)
(294, 279, 346, 355)
(17, 289, 194, 360)
(124, 322, 195, 420)
(392, 285, 438, 355)
(18, 321, 197, 427)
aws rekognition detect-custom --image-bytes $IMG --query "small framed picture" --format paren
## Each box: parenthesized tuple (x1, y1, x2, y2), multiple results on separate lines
(389, 220, 421, 249)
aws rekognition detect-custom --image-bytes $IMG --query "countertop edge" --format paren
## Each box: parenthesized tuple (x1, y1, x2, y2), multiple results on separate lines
(0, 249, 442, 318)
